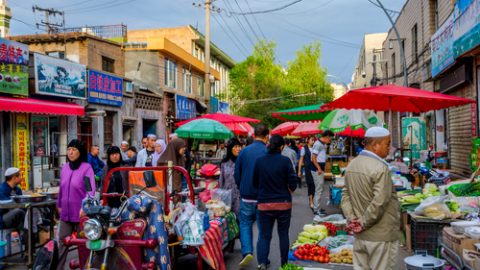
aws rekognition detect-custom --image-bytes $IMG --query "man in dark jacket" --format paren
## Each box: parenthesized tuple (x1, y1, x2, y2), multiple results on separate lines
(234, 123, 269, 267)
(253, 135, 297, 269)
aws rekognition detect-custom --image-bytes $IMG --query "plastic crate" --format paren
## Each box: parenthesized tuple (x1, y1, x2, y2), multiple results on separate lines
(428, 172, 451, 186)
(410, 217, 450, 257)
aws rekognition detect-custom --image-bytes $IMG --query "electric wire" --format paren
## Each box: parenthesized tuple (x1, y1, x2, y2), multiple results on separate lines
(212, 13, 249, 57)
(229, 0, 304, 15)
(244, 0, 268, 40)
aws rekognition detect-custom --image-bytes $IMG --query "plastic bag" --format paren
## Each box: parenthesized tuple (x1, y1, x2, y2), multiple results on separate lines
(318, 235, 354, 250)
(413, 195, 452, 220)
(330, 244, 353, 254)
(174, 203, 205, 246)
(211, 188, 232, 208)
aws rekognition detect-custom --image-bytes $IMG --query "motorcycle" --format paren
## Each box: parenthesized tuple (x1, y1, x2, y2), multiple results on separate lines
(65, 172, 160, 270)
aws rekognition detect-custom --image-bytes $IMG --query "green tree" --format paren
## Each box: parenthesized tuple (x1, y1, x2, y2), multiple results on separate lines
(229, 41, 333, 127)
(229, 40, 285, 127)
(283, 42, 333, 108)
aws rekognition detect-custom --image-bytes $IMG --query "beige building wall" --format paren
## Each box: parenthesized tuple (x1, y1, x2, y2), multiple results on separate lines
(331, 83, 347, 100)
(351, 33, 387, 89)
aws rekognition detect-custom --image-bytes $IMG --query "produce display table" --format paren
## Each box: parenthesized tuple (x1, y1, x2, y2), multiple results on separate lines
(289, 260, 353, 270)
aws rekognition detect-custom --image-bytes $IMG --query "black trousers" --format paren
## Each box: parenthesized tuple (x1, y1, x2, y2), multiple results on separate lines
(305, 168, 315, 196)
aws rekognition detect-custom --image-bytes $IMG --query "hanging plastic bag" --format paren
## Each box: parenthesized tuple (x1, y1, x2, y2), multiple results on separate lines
(211, 188, 232, 208)
(175, 203, 205, 246)
(413, 195, 452, 220)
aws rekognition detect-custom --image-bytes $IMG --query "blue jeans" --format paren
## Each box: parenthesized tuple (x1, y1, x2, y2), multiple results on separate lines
(257, 209, 292, 266)
(239, 200, 258, 256)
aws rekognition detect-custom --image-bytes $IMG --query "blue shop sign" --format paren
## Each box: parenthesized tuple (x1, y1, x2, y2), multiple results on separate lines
(176, 95, 197, 120)
(88, 69, 123, 106)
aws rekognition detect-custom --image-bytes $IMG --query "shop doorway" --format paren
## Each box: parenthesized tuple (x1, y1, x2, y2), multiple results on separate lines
(143, 119, 157, 137)
(78, 120, 93, 150)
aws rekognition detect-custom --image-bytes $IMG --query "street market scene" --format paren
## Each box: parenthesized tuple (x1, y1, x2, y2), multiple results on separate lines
(0, 0, 480, 269)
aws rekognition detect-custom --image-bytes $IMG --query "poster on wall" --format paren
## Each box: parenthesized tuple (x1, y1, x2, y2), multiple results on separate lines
(402, 117, 427, 160)
(13, 113, 30, 190)
(34, 53, 87, 99)
(175, 94, 196, 120)
(87, 69, 123, 106)
(0, 38, 29, 96)
(32, 116, 48, 166)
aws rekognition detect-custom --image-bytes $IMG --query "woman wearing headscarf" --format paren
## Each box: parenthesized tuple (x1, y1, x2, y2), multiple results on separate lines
(57, 139, 96, 270)
(157, 138, 186, 194)
(151, 139, 167, 167)
(100, 146, 128, 208)
(219, 138, 242, 216)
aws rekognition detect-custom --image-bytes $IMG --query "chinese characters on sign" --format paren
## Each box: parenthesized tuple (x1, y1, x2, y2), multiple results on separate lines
(431, 14, 454, 77)
(176, 95, 197, 120)
(14, 114, 30, 190)
(88, 70, 123, 106)
(0, 38, 29, 96)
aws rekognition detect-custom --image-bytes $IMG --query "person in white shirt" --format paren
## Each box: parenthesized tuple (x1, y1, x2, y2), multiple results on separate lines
(120, 141, 129, 160)
(311, 130, 334, 216)
(135, 134, 157, 167)
(216, 142, 227, 159)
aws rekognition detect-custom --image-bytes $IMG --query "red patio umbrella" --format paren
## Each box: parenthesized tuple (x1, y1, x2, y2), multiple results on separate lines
(271, 122, 300, 136)
(291, 122, 322, 137)
(321, 84, 475, 129)
(223, 122, 254, 136)
(322, 85, 474, 113)
(335, 126, 366, 138)
(175, 112, 260, 127)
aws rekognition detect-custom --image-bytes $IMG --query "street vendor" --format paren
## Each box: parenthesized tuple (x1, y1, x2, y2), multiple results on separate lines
(0, 167, 25, 231)
(341, 127, 401, 270)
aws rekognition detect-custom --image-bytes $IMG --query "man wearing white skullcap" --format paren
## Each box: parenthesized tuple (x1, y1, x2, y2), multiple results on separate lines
(0, 167, 25, 231)
(341, 127, 400, 270)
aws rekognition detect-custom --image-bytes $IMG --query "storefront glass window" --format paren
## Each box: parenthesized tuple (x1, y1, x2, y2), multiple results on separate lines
(32, 116, 49, 166)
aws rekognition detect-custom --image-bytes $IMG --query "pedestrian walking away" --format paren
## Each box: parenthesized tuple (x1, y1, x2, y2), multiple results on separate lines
(341, 127, 401, 270)
(311, 130, 333, 216)
(253, 135, 297, 269)
(298, 135, 316, 210)
(157, 138, 187, 195)
(234, 123, 269, 267)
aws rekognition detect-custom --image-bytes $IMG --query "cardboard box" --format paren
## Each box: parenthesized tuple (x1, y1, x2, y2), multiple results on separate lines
(443, 226, 480, 256)
(405, 224, 412, 252)
(463, 249, 480, 270)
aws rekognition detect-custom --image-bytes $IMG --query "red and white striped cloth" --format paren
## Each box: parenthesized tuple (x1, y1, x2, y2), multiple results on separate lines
(197, 222, 226, 270)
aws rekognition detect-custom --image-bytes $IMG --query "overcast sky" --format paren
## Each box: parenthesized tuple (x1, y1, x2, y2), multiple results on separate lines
(9, 0, 405, 84)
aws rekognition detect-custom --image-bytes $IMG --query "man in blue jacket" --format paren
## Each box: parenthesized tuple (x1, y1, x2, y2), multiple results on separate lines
(235, 123, 269, 267)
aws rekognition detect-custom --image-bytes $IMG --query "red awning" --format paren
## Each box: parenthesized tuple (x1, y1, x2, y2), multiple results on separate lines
(0, 96, 85, 116)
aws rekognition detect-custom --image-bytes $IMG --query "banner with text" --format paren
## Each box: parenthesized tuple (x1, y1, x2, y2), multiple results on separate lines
(176, 94, 197, 120)
(88, 69, 123, 106)
(0, 38, 29, 96)
(431, 13, 454, 77)
(13, 113, 30, 190)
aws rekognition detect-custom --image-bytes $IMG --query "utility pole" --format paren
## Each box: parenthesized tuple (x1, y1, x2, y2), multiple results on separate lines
(204, 0, 212, 110)
(32, 5, 64, 34)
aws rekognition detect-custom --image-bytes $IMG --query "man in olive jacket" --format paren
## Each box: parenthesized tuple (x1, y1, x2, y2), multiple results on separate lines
(341, 127, 400, 270)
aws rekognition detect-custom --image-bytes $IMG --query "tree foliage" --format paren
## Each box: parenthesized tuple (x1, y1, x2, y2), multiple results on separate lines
(229, 40, 333, 127)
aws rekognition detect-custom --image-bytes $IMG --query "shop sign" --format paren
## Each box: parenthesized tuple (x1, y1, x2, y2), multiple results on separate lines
(219, 102, 230, 114)
(453, 0, 480, 57)
(87, 69, 123, 106)
(472, 103, 478, 137)
(0, 38, 29, 65)
(210, 96, 219, 113)
(431, 13, 455, 77)
(34, 53, 87, 99)
(402, 117, 427, 160)
(13, 113, 29, 190)
(0, 38, 29, 96)
(175, 94, 196, 120)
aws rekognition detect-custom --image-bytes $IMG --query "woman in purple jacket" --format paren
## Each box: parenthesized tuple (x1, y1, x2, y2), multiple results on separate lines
(57, 139, 96, 270)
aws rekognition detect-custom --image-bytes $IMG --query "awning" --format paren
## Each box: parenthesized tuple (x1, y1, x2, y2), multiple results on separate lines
(0, 96, 85, 116)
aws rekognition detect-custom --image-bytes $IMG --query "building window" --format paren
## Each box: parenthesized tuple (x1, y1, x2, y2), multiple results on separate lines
(412, 24, 418, 63)
(164, 58, 177, 89)
(102, 56, 115, 73)
(47, 51, 65, 59)
(391, 53, 396, 82)
(198, 77, 205, 97)
(183, 69, 192, 94)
